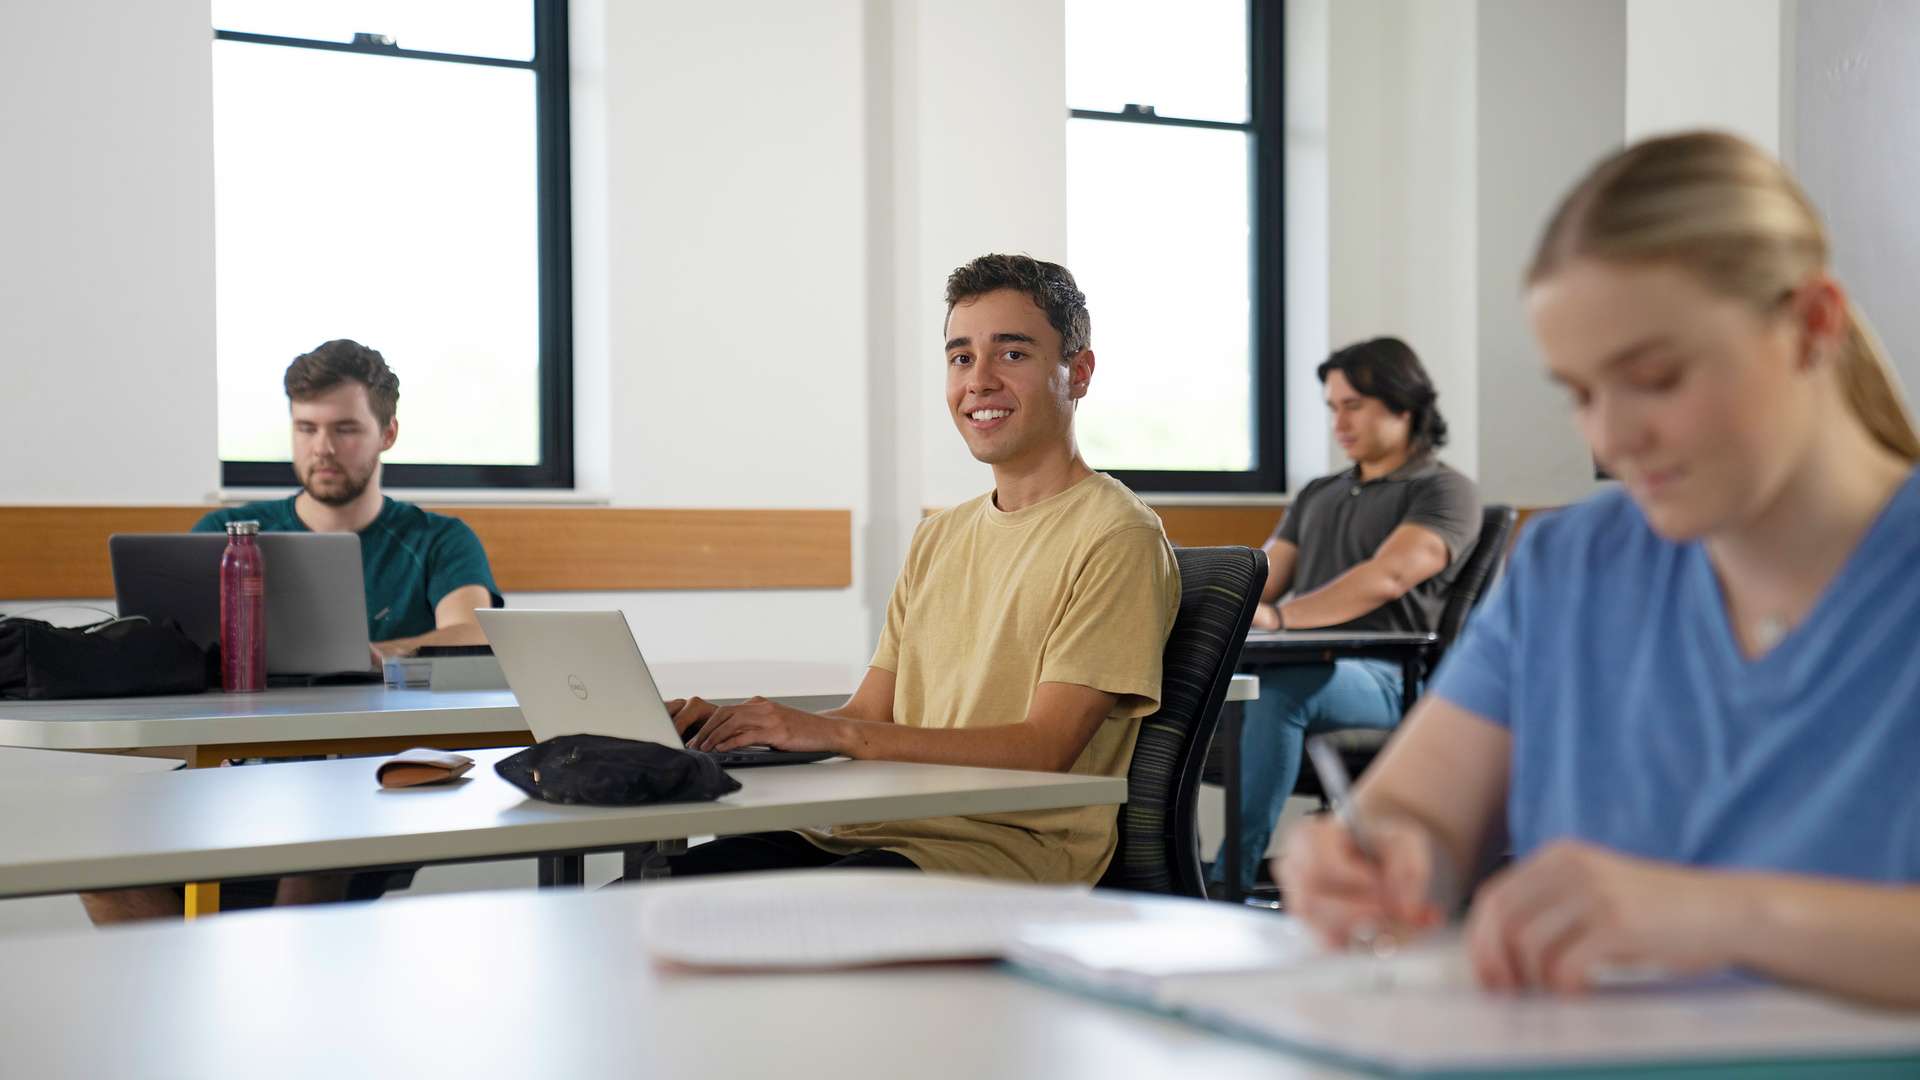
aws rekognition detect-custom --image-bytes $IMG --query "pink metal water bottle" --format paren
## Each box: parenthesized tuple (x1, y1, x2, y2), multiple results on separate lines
(220, 520, 266, 693)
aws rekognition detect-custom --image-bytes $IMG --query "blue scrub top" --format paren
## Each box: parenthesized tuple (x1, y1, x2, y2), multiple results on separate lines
(1431, 474, 1920, 883)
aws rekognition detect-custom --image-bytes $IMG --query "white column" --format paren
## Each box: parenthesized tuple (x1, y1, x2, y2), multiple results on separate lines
(1473, 0, 1626, 505)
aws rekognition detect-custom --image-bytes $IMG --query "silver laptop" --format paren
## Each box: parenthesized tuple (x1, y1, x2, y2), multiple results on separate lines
(477, 609, 834, 767)
(109, 533, 373, 677)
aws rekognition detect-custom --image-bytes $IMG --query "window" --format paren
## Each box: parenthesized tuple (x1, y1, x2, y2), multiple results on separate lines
(213, 0, 573, 489)
(1066, 0, 1284, 492)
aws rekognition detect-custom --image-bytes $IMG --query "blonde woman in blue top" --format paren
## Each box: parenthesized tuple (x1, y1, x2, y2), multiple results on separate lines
(1280, 132, 1920, 1008)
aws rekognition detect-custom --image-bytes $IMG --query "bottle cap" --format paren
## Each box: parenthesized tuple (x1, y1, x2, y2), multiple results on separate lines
(225, 520, 262, 536)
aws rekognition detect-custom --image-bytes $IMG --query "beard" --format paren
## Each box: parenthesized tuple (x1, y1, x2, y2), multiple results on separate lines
(298, 458, 375, 507)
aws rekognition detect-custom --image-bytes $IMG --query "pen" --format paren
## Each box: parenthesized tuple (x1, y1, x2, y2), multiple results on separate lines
(1306, 733, 1404, 968)
(1306, 734, 1375, 860)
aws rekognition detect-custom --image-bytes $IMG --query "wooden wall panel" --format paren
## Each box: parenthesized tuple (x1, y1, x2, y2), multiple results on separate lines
(0, 506, 852, 600)
(1150, 505, 1285, 549)
(3, 501, 1545, 601)
(0, 507, 206, 600)
(450, 507, 851, 592)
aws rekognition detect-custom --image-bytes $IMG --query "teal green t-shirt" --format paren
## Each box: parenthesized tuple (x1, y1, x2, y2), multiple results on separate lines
(193, 496, 502, 643)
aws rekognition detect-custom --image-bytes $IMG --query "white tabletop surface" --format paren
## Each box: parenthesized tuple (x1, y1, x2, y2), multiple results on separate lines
(0, 660, 865, 751)
(0, 746, 1126, 897)
(0, 664, 1256, 750)
(0, 882, 1350, 1080)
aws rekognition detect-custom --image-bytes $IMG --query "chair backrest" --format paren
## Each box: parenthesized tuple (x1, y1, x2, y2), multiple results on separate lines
(1435, 504, 1517, 653)
(1097, 545, 1267, 898)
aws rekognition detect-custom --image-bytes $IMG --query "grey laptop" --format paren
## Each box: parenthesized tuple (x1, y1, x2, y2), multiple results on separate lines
(109, 533, 374, 677)
(477, 609, 835, 768)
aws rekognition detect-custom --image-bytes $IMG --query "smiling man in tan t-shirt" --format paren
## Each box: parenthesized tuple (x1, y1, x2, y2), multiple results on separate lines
(661, 253, 1180, 884)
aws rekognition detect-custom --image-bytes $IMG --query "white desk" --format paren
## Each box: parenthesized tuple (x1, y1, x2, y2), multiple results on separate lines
(0, 746, 1125, 900)
(1226, 671, 1256, 701)
(0, 666, 1255, 765)
(0, 660, 864, 764)
(0, 668, 1245, 910)
(0, 883, 1348, 1079)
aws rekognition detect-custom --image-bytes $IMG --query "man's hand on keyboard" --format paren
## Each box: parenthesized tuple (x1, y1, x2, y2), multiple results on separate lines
(679, 696, 850, 755)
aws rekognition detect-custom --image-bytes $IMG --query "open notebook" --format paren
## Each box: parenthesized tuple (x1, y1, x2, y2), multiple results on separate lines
(1008, 921, 1920, 1077)
(633, 871, 1920, 1075)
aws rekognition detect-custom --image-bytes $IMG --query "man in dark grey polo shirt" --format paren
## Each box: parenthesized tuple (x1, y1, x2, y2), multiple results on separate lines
(1211, 337, 1481, 890)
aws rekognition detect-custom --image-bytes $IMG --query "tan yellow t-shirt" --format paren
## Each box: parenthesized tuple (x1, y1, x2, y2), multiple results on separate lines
(805, 472, 1180, 883)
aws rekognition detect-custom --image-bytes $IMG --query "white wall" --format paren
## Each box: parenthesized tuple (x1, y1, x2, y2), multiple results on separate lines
(1473, 0, 1626, 506)
(1398, 1, 1481, 486)
(581, 0, 1068, 662)
(860, 0, 1068, 602)
(1791, 0, 1920, 401)
(896, 1, 1071, 513)
(566, 0, 614, 500)
(600, 2, 869, 514)
(1324, 0, 1403, 452)
(1322, 0, 1598, 505)
(580, 0, 876, 665)
(1626, 0, 1782, 153)
(1283, 0, 1333, 491)
(1, 0, 218, 504)
(1314, 0, 1791, 508)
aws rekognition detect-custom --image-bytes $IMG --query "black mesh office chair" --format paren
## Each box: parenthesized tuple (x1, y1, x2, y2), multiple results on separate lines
(1097, 545, 1267, 898)
(1289, 504, 1518, 800)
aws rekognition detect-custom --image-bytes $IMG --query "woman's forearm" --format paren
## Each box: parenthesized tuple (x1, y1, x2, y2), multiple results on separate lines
(1723, 874, 1920, 1008)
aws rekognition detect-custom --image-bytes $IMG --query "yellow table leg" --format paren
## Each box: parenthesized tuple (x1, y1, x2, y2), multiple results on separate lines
(183, 882, 220, 919)
(180, 748, 223, 920)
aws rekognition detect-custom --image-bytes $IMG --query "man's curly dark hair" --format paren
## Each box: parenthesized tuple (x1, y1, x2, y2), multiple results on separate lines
(944, 253, 1090, 358)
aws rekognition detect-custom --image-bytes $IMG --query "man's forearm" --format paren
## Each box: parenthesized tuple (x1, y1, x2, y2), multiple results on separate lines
(1278, 559, 1408, 629)
(833, 717, 1080, 772)
(376, 621, 488, 655)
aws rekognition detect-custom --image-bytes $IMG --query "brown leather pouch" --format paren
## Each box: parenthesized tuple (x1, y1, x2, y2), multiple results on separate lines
(376, 748, 476, 788)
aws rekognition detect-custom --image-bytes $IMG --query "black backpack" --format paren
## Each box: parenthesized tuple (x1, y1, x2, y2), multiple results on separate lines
(0, 616, 211, 700)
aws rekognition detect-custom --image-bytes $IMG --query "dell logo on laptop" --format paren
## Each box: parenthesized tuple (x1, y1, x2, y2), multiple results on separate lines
(567, 674, 589, 700)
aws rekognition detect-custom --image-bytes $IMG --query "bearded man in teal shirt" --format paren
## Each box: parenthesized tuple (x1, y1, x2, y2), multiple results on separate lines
(82, 340, 500, 924)
(196, 339, 501, 659)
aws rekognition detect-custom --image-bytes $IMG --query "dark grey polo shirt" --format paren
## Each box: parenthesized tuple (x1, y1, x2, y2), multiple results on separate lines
(1271, 453, 1482, 634)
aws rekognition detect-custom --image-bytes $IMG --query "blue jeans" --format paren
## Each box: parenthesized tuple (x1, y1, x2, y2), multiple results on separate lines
(1210, 658, 1405, 890)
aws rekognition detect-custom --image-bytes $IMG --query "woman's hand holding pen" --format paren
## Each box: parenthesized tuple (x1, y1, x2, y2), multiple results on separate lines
(1278, 814, 1451, 950)
(1286, 825, 1733, 992)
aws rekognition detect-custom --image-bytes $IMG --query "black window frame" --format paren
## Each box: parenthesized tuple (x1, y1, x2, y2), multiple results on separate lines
(216, 0, 575, 490)
(1068, 0, 1285, 494)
